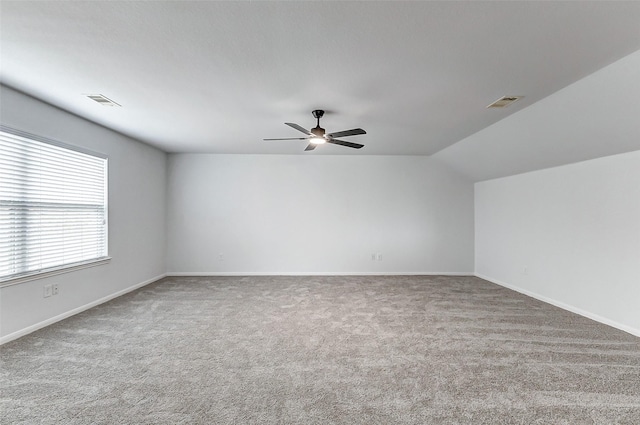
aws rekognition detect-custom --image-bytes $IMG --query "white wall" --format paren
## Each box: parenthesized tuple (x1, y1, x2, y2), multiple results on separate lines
(475, 150, 640, 336)
(0, 85, 167, 342)
(167, 154, 474, 275)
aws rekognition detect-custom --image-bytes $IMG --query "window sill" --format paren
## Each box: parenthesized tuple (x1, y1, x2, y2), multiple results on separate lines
(0, 257, 112, 288)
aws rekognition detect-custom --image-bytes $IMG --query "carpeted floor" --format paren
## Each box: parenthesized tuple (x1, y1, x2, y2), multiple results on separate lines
(1, 275, 639, 424)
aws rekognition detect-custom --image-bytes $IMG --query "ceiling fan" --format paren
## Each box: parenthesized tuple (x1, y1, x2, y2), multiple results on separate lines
(264, 110, 366, 151)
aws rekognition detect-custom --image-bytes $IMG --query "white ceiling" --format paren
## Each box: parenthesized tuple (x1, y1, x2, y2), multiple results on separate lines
(1, 1, 640, 156)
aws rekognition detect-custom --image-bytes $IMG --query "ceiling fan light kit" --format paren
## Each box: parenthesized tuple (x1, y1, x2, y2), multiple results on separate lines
(264, 110, 366, 151)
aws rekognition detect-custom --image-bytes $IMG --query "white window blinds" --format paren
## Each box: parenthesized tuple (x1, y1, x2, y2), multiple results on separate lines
(0, 127, 108, 282)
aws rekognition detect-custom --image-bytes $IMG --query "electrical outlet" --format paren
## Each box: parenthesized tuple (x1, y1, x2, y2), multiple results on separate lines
(52, 284, 59, 296)
(43, 284, 52, 298)
(371, 253, 376, 261)
(523, 267, 529, 275)
(377, 253, 382, 262)
(218, 253, 224, 261)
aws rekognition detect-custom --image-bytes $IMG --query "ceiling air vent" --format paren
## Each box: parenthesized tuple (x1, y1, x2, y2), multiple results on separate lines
(487, 96, 522, 108)
(85, 94, 121, 107)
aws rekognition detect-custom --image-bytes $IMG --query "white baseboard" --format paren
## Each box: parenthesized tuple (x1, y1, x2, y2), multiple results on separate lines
(166, 271, 475, 277)
(475, 273, 640, 338)
(0, 273, 166, 345)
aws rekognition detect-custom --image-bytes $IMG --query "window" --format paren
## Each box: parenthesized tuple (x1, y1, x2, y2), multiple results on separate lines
(0, 126, 108, 283)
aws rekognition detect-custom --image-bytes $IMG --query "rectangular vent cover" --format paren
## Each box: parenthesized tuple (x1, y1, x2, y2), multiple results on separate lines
(86, 94, 121, 107)
(487, 96, 522, 108)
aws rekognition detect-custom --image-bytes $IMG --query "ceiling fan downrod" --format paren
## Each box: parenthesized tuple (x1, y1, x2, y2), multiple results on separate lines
(262, 109, 365, 150)
(311, 110, 325, 137)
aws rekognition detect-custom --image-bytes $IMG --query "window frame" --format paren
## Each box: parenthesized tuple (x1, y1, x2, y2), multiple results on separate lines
(0, 126, 110, 287)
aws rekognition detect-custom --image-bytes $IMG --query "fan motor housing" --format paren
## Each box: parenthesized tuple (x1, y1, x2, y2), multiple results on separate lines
(311, 126, 325, 137)
(263, 109, 364, 150)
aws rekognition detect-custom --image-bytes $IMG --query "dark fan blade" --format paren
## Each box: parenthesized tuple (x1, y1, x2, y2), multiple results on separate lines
(326, 139, 364, 149)
(326, 128, 366, 138)
(304, 143, 317, 151)
(285, 123, 312, 135)
(263, 137, 307, 141)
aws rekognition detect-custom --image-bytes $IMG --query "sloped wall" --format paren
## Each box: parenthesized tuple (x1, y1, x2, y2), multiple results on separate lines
(433, 50, 640, 182)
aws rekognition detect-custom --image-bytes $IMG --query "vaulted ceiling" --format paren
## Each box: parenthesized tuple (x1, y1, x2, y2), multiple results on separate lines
(1, 1, 639, 162)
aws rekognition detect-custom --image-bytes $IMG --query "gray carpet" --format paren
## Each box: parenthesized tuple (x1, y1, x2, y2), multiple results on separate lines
(1, 275, 639, 424)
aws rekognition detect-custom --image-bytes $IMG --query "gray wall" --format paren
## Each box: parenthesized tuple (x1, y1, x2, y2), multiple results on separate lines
(0, 85, 167, 341)
(166, 154, 475, 275)
(475, 151, 640, 336)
